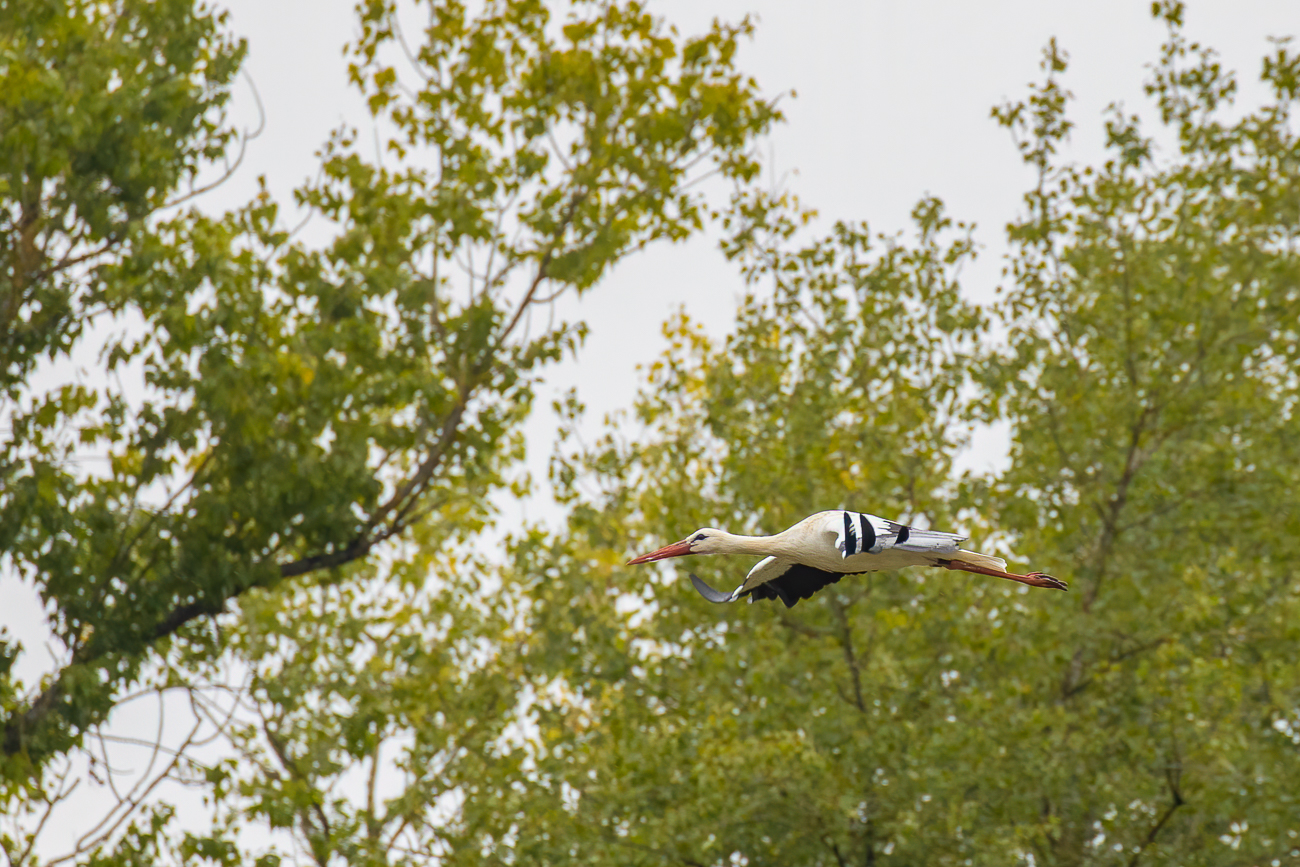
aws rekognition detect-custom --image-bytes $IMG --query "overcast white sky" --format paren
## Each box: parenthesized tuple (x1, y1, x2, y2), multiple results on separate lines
(7, 1, 1299, 856)
(209, 0, 1297, 490)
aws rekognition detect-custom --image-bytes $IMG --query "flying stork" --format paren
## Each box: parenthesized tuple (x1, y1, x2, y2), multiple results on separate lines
(626, 510, 1065, 608)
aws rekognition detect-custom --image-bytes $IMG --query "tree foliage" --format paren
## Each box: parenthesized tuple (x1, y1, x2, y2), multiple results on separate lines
(0, 0, 774, 858)
(980, 7, 1300, 860)
(4, 1, 1299, 866)
(476, 6, 1300, 866)
(0, 0, 243, 392)
(2, 0, 245, 785)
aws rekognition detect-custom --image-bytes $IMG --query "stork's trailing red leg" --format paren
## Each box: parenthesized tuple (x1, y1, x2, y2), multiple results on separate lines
(936, 559, 1068, 591)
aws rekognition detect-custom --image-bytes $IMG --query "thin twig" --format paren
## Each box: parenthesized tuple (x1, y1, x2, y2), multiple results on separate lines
(163, 71, 266, 210)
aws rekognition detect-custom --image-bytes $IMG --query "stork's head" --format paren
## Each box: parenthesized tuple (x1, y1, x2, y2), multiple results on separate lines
(626, 529, 723, 564)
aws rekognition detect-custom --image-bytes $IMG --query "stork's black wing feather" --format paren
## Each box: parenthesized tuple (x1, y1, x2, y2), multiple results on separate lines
(749, 563, 859, 609)
(690, 561, 867, 609)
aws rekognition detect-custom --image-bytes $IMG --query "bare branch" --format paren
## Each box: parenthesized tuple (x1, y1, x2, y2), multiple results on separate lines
(162, 71, 266, 211)
(15, 767, 79, 867)
(45, 709, 204, 867)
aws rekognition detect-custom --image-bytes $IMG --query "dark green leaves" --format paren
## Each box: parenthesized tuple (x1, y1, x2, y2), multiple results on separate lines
(0, 0, 244, 392)
(0, 0, 777, 858)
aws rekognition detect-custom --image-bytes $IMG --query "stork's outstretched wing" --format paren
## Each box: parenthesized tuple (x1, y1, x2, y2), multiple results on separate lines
(690, 556, 859, 609)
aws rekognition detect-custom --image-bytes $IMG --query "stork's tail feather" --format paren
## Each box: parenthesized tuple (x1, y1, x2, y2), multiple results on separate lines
(948, 549, 1009, 572)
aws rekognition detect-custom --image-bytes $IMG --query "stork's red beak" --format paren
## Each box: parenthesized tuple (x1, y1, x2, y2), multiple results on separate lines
(626, 539, 693, 565)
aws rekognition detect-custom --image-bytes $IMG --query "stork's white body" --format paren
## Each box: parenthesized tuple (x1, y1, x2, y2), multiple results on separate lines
(627, 509, 1064, 608)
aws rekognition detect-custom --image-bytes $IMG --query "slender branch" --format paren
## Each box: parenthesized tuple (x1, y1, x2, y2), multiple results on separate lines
(15, 768, 79, 867)
(263, 720, 333, 859)
(1084, 400, 1156, 612)
(24, 236, 119, 285)
(106, 451, 215, 594)
(775, 613, 833, 639)
(94, 726, 125, 803)
(352, 363, 476, 539)
(1125, 787, 1184, 867)
(496, 188, 590, 346)
(1062, 636, 1170, 700)
(365, 741, 382, 844)
(389, 10, 432, 84)
(162, 71, 265, 211)
(827, 837, 849, 867)
(46, 714, 203, 867)
(62, 695, 169, 860)
(831, 597, 867, 714)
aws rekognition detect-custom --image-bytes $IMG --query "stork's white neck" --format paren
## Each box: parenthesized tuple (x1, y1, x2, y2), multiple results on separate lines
(709, 531, 782, 557)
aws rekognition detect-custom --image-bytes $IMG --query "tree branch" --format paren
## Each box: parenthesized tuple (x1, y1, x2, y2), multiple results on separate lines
(831, 597, 867, 714)
(2, 379, 473, 762)
(263, 720, 334, 860)
(1125, 786, 1184, 867)
(1083, 400, 1156, 612)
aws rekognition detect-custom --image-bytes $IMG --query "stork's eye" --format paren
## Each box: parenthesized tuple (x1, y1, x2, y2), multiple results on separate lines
(694, 533, 707, 542)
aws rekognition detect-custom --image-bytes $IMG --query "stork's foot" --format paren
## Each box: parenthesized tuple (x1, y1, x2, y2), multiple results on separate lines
(937, 559, 1068, 591)
(1022, 571, 1069, 591)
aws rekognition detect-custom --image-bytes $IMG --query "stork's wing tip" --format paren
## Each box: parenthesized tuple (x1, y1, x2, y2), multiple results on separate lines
(689, 573, 737, 604)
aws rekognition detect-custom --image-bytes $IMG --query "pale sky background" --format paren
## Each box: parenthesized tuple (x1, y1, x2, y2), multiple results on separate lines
(208, 0, 1299, 495)
(8, 0, 1299, 858)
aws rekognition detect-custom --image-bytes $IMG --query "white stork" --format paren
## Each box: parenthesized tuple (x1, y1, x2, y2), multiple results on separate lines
(627, 509, 1065, 608)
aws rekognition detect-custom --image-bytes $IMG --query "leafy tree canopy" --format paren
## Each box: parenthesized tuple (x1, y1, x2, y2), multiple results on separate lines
(474, 5, 1299, 865)
(3, 1, 1299, 866)
(0, 0, 775, 855)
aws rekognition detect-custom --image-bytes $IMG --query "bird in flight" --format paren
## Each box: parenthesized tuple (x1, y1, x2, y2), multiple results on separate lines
(627, 510, 1065, 608)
